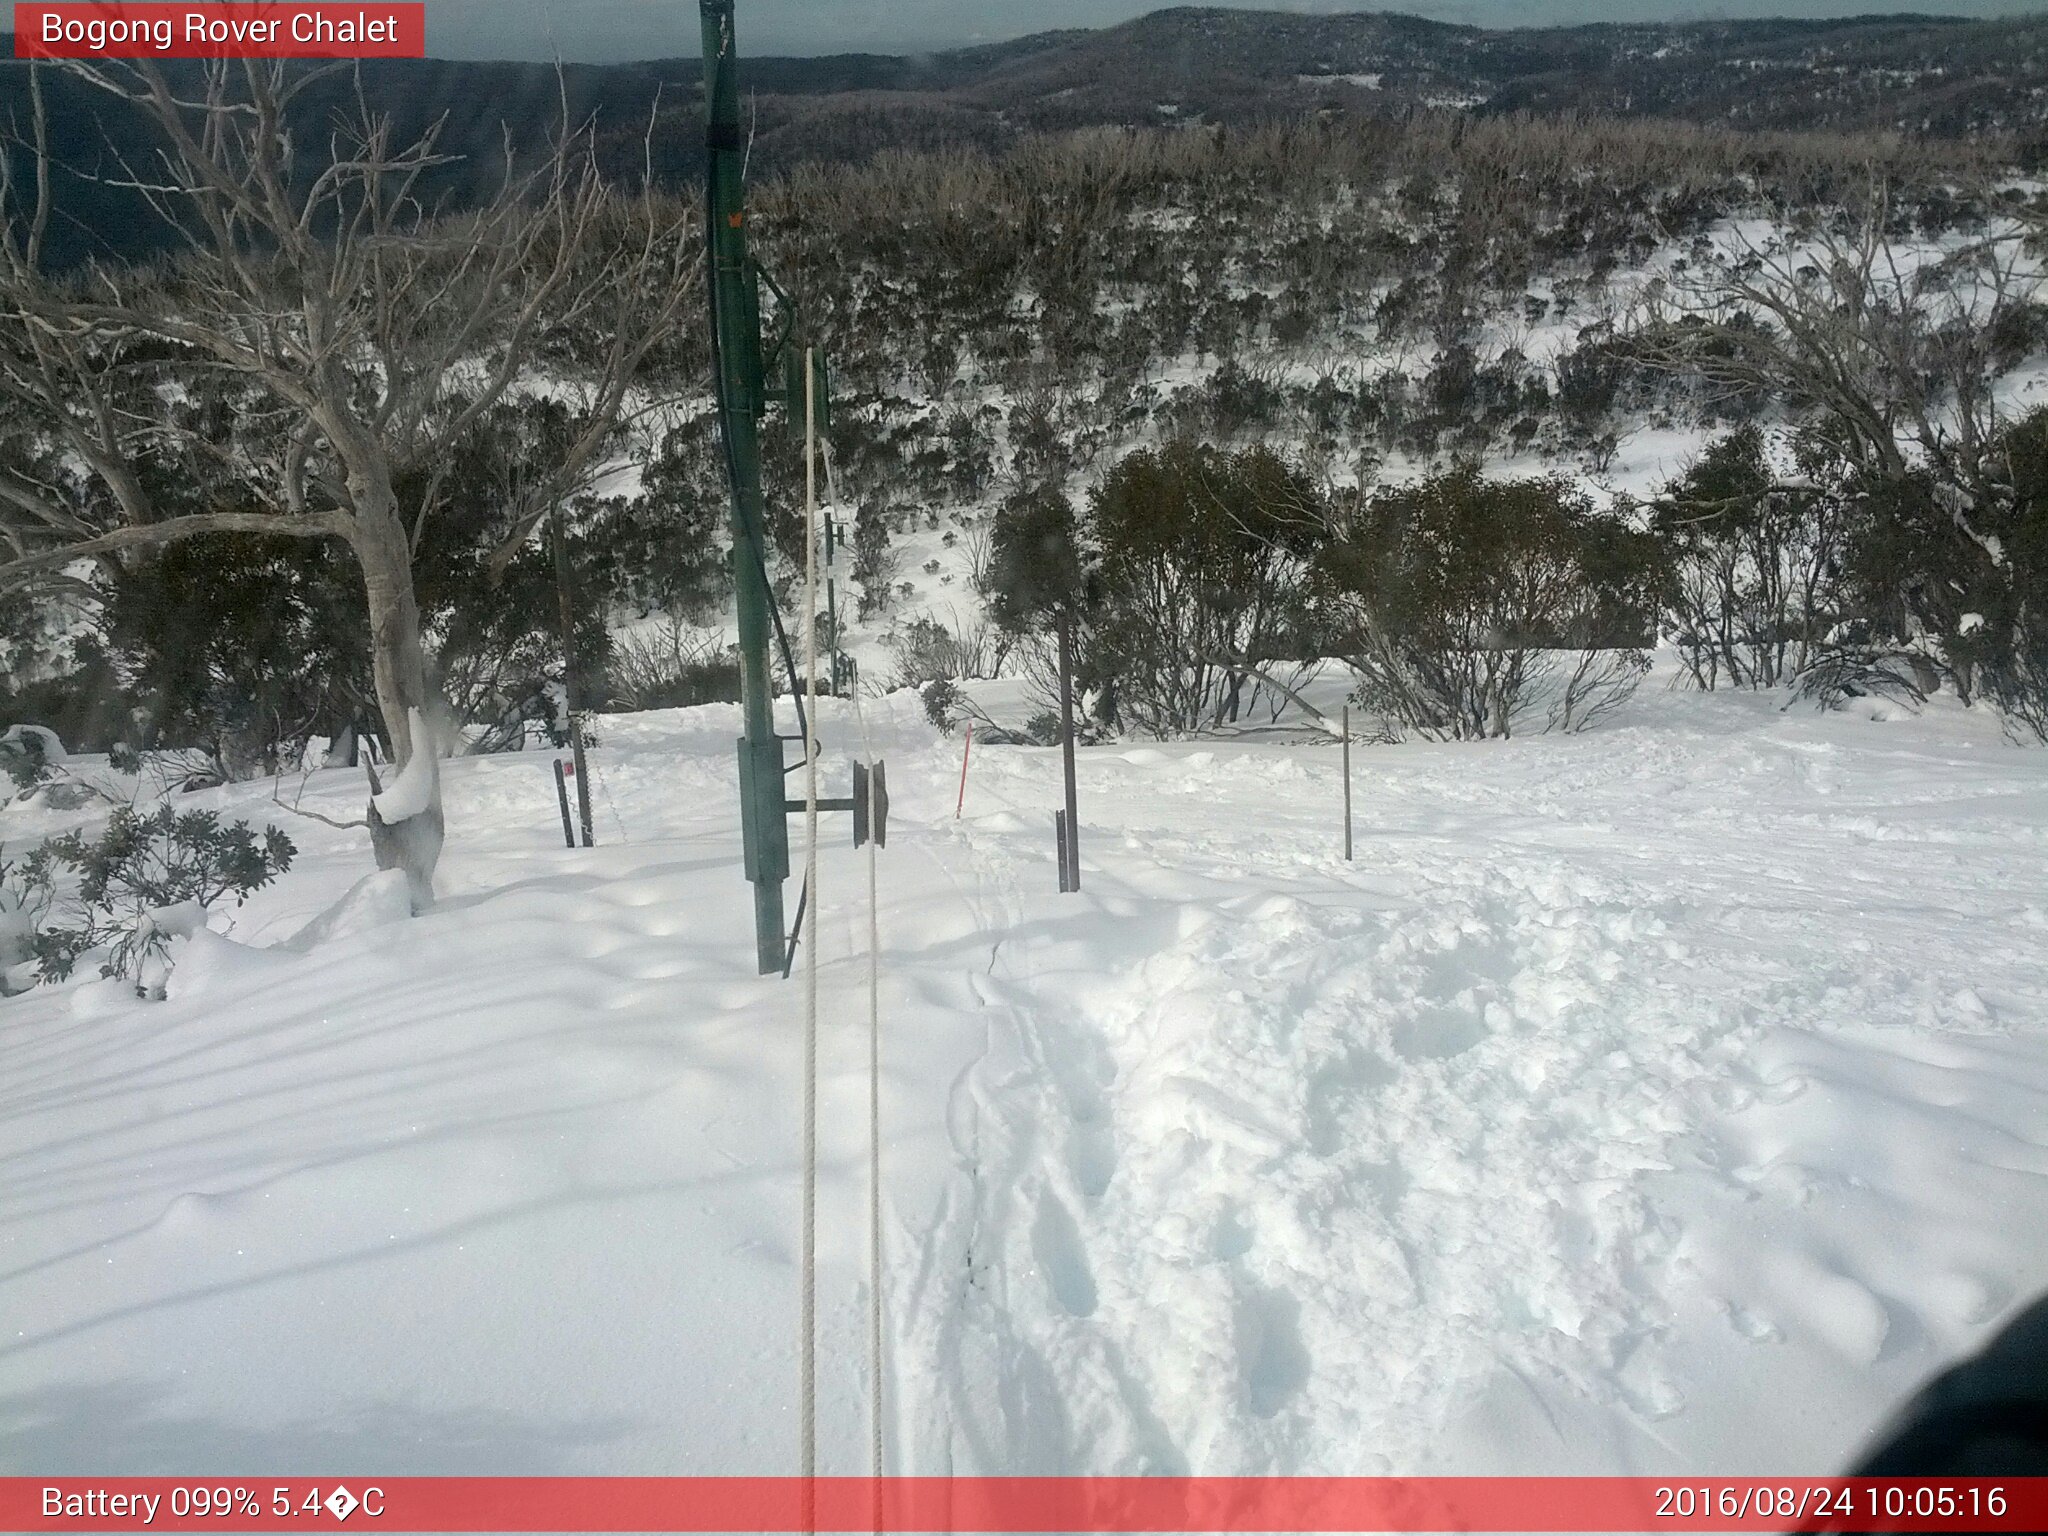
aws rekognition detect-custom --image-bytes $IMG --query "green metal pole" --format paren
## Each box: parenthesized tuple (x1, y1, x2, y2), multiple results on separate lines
(702, 0, 788, 974)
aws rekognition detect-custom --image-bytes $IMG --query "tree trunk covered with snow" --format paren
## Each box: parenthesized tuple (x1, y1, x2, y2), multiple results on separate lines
(352, 493, 444, 909)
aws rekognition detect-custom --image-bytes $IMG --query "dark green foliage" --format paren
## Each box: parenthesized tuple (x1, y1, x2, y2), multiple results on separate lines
(1826, 450, 2022, 712)
(77, 396, 718, 771)
(1022, 709, 1067, 747)
(18, 807, 295, 989)
(883, 615, 1009, 688)
(1555, 330, 1631, 423)
(1086, 442, 1325, 736)
(1320, 467, 1657, 739)
(851, 502, 898, 621)
(1907, 408, 2048, 734)
(921, 678, 963, 731)
(985, 486, 1092, 637)
(99, 532, 370, 779)
(0, 727, 52, 796)
(604, 621, 744, 712)
(612, 655, 743, 711)
(400, 400, 617, 749)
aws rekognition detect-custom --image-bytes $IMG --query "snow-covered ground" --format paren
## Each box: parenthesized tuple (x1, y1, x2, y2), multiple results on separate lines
(4, 672, 2048, 1478)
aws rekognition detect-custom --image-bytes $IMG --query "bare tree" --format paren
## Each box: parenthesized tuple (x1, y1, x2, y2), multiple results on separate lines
(0, 60, 696, 906)
(1653, 426, 1847, 690)
(1631, 185, 2043, 699)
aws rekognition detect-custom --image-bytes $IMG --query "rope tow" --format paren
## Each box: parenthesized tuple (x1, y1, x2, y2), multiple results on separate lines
(699, 1, 890, 1507)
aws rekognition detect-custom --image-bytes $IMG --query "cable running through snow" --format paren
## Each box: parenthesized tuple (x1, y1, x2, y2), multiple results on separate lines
(800, 349, 821, 1528)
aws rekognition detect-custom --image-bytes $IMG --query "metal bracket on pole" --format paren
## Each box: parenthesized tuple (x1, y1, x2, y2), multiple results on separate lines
(853, 762, 888, 850)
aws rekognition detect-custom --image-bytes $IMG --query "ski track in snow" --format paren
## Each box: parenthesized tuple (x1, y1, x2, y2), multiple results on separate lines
(3, 679, 2048, 1476)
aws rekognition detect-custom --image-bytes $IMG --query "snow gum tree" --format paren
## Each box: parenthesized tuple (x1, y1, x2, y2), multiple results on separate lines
(1653, 426, 1848, 691)
(0, 62, 696, 907)
(1633, 184, 2048, 726)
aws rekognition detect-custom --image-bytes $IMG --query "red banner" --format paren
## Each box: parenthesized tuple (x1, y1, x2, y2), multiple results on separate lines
(3, 1477, 2044, 1532)
(14, 4, 425, 59)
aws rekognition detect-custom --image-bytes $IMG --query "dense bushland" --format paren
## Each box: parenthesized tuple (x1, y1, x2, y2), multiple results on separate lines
(6, 101, 2048, 792)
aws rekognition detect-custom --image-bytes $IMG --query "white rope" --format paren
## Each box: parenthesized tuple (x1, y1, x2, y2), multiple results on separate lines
(822, 436, 888, 1507)
(866, 673, 884, 1518)
(801, 349, 821, 1516)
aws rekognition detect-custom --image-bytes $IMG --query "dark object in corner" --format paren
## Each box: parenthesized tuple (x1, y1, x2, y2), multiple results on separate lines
(1850, 1293, 2048, 1476)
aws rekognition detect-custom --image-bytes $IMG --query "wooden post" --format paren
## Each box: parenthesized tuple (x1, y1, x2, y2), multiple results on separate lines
(553, 759, 577, 849)
(955, 720, 973, 820)
(1342, 704, 1353, 863)
(551, 501, 595, 848)
(1058, 616, 1080, 894)
(1055, 810, 1071, 893)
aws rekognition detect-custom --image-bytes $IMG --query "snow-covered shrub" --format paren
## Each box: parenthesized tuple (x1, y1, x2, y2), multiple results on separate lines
(0, 845, 50, 995)
(885, 613, 1011, 689)
(606, 621, 741, 711)
(1840, 407, 2048, 739)
(0, 724, 123, 809)
(1319, 467, 1657, 740)
(18, 807, 296, 994)
(1008, 386, 1078, 486)
(1972, 410, 2048, 740)
(1773, 408, 2048, 736)
(1790, 648, 1932, 713)
(1194, 360, 1286, 440)
(1633, 200, 2045, 731)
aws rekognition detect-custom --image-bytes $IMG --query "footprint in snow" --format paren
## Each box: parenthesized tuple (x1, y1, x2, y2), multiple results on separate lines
(1032, 1191, 1098, 1318)
(1234, 1283, 1311, 1419)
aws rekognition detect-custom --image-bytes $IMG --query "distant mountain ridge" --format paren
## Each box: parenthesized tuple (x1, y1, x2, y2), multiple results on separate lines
(4, 7, 2044, 265)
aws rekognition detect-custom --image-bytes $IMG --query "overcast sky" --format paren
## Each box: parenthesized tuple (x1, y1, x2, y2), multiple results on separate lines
(429, 1, 2047, 62)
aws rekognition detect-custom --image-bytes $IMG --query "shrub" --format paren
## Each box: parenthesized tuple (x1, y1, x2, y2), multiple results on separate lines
(1318, 467, 1657, 740)
(96, 532, 370, 782)
(606, 621, 743, 711)
(17, 806, 296, 994)
(0, 845, 47, 994)
(1085, 442, 1326, 737)
(1, 724, 127, 809)
(1917, 407, 2048, 737)
(1802, 408, 2048, 735)
(885, 612, 1011, 690)
(851, 503, 901, 621)
(921, 678, 963, 731)
(0, 725, 57, 798)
